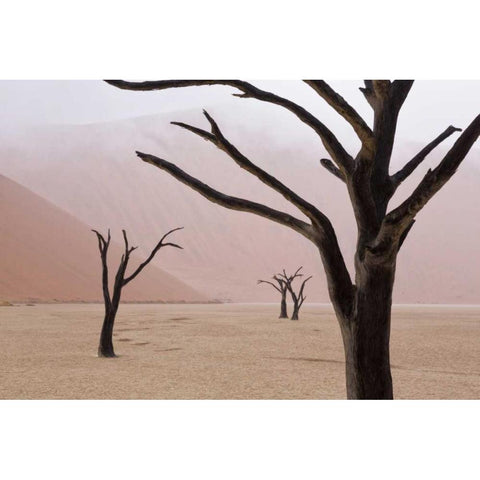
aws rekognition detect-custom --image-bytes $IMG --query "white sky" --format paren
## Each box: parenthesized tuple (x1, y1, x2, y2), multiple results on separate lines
(0, 80, 478, 148)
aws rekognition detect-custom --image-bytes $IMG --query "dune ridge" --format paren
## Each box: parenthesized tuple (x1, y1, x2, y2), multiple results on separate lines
(0, 174, 208, 303)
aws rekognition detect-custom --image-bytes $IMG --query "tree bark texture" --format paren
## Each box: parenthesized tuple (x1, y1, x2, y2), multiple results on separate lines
(339, 260, 396, 399)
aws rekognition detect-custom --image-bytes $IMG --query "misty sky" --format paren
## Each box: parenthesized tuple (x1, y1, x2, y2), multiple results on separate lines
(0, 80, 479, 148)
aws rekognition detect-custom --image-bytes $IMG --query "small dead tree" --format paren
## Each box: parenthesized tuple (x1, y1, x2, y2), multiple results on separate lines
(107, 80, 480, 398)
(258, 275, 289, 318)
(92, 227, 183, 357)
(278, 268, 312, 320)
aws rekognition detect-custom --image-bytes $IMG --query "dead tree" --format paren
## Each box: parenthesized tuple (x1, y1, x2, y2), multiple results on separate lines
(92, 227, 183, 357)
(278, 267, 312, 320)
(107, 79, 480, 398)
(257, 275, 289, 318)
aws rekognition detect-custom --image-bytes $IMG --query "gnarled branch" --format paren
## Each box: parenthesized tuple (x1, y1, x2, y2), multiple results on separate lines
(123, 227, 184, 286)
(304, 80, 373, 146)
(376, 114, 480, 249)
(391, 80, 415, 110)
(280, 266, 304, 283)
(355, 80, 415, 224)
(172, 110, 331, 230)
(296, 276, 313, 307)
(257, 279, 282, 293)
(391, 125, 462, 187)
(320, 158, 345, 182)
(359, 80, 376, 108)
(106, 79, 354, 173)
(92, 229, 111, 308)
(135, 150, 315, 241)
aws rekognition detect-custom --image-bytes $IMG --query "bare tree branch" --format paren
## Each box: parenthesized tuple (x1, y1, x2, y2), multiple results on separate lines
(375, 114, 480, 249)
(172, 110, 332, 230)
(397, 220, 415, 252)
(388, 114, 480, 223)
(135, 151, 315, 240)
(297, 275, 313, 307)
(391, 125, 462, 186)
(272, 274, 288, 289)
(304, 80, 373, 145)
(106, 79, 354, 173)
(320, 158, 345, 182)
(359, 80, 376, 108)
(257, 279, 282, 293)
(354, 80, 415, 226)
(359, 80, 414, 111)
(122, 229, 138, 257)
(280, 266, 304, 282)
(391, 80, 415, 109)
(123, 227, 184, 286)
(92, 229, 111, 308)
(92, 229, 105, 252)
(92, 228, 110, 251)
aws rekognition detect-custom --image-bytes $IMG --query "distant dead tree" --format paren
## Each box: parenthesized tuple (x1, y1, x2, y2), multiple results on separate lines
(278, 267, 312, 320)
(92, 227, 183, 357)
(257, 274, 289, 318)
(107, 79, 479, 399)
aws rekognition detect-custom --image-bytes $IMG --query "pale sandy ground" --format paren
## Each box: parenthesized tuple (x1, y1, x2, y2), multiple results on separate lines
(0, 303, 478, 399)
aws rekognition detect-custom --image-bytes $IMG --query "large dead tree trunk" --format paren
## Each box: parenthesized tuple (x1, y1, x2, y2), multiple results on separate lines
(258, 274, 289, 318)
(92, 227, 183, 358)
(339, 259, 396, 398)
(107, 79, 480, 398)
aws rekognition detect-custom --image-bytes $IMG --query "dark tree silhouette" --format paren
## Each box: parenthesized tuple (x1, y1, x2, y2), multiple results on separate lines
(106, 79, 480, 398)
(278, 267, 312, 320)
(92, 227, 183, 357)
(258, 275, 289, 318)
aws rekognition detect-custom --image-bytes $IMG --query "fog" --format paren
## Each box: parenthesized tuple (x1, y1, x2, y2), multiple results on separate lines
(0, 80, 479, 151)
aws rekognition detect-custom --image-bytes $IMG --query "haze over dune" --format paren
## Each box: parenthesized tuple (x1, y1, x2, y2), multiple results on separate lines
(1, 109, 479, 303)
(0, 174, 207, 303)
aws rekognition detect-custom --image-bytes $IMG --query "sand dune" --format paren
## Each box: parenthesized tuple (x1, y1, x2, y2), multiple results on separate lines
(0, 174, 208, 303)
(1, 111, 479, 303)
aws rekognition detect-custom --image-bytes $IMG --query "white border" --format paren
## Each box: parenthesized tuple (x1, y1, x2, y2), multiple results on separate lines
(1, 1, 478, 478)
(1, 1, 480, 78)
(0, 401, 478, 479)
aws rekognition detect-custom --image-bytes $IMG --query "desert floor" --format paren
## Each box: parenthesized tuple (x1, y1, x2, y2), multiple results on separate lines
(0, 303, 478, 399)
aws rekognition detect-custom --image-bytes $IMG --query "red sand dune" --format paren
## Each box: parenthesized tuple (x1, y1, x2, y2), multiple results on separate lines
(1, 111, 479, 303)
(0, 174, 207, 303)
